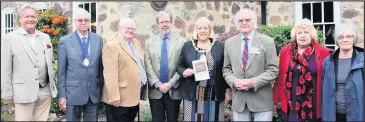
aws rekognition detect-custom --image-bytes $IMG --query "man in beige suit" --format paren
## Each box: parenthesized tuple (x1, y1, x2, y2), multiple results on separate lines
(222, 8, 278, 121)
(102, 17, 147, 121)
(144, 11, 187, 121)
(1, 4, 57, 121)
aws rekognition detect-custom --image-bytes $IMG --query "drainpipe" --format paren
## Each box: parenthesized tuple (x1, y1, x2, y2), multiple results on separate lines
(261, 1, 267, 25)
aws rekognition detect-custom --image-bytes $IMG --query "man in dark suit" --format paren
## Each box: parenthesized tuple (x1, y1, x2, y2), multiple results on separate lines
(57, 8, 104, 121)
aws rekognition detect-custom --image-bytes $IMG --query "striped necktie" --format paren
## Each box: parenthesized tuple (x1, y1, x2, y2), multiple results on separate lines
(242, 38, 249, 69)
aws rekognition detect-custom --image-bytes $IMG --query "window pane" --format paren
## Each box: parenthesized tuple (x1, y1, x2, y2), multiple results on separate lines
(85, 3, 90, 12)
(10, 14, 13, 28)
(6, 14, 9, 28)
(324, 2, 334, 22)
(302, 3, 311, 20)
(91, 2, 96, 23)
(325, 24, 335, 45)
(78, 4, 83, 8)
(312, 2, 322, 23)
(314, 24, 324, 40)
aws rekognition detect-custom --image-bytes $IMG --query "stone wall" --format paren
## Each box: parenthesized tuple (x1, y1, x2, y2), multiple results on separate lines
(98, 2, 262, 47)
(2, 1, 363, 47)
(341, 2, 364, 46)
(266, 2, 294, 25)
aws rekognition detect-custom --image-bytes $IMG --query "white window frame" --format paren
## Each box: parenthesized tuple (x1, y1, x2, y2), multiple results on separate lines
(72, 2, 98, 34)
(1, 7, 15, 35)
(295, 1, 340, 50)
(31, 2, 48, 12)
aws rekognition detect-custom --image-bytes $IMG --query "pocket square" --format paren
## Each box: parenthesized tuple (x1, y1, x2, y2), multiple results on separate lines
(46, 44, 51, 49)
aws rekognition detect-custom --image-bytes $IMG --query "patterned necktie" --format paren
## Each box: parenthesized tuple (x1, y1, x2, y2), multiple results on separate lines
(242, 38, 249, 69)
(160, 36, 169, 83)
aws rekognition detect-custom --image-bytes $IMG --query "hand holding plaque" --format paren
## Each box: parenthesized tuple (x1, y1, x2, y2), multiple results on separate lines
(192, 59, 210, 81)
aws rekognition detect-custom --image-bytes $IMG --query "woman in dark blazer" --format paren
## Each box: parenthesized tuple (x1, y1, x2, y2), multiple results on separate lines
(177, 17, 229, 121)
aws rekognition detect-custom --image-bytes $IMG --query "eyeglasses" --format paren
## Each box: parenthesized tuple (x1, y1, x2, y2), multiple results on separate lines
(237, 18, 252, 23)
(158, 20, 171, 24)
(121, 26, 136, 31)
(76, 19, 90, 23)
(338, 35, 354, 40)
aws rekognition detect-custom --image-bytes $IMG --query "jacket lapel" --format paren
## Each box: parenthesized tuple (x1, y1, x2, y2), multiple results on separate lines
(245, 33, 262, 70)
(16, 29, 36, 64)
(117, 35, 137, 62)
(154, 36, 161, 59)
(37, 31, 53, 67)
(211, 41, 218, 70)
(234, 35, 244, 69)
(134, 39, 144, 64)
(168, 35, 178, 60)
(69, 34, 84, 60)
(89, 33, 97, 60)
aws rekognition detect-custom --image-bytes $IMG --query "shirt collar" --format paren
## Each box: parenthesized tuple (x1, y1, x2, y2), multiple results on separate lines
(160, 32, 172, 40)
(77, 31, 88, 39)
(20, 27, 39, 37)
(240, 30, 255, 41)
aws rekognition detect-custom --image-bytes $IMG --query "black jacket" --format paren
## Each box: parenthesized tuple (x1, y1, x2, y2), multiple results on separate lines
(176, 39, 229, 102)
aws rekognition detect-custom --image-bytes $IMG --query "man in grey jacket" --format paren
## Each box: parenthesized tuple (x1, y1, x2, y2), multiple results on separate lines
(57, 8, 104, 121)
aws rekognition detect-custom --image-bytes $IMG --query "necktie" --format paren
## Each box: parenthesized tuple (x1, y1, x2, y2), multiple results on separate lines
(128, 41, 147, 86)
(242, 38, 249, 69)
(82, 37, 89, 58)
(160, 36, 169, 83)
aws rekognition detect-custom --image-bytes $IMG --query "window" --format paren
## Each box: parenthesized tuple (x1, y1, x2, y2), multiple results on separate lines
(31, 2, 48, 12)
(73, 2, 98, 33)
(1, 8, 15, 35)
(295, 1, 341, 50)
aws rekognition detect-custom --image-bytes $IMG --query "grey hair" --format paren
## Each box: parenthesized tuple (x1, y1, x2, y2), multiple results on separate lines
(19, 4, 38, 17)
(233, 8, 258, 30)
(73, 7, 90, 21)
(155, 11, 173, 23)
(118, 17, 136, 28)
(334, 23, 358, 46)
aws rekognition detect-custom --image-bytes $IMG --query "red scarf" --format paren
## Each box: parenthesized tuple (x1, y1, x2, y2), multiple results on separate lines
(285, 41, 315, 121)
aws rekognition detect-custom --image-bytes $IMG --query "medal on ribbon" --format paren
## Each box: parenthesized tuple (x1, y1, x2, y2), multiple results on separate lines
(74, 31, 91, 68)
(83, 59, 89, 67)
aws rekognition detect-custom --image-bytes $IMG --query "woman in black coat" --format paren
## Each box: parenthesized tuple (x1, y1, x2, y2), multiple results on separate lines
(177, 17, 230, 121)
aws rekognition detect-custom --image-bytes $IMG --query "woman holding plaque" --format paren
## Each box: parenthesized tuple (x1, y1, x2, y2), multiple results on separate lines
(177, 17, 230, 121)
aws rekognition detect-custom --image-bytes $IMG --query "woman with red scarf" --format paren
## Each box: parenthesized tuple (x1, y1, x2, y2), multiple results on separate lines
(273, 18, 330, 121)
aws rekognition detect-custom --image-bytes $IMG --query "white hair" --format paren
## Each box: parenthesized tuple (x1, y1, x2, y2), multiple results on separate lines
(73, 7, 90, 21)
(290, 18, 318, 41)
(334, 23, 358, 46)
(233, 8, 258, 30)
(19, 4, 38, 17)
(118, 17, 136, 28)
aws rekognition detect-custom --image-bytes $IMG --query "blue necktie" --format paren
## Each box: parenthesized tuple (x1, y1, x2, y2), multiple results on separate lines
(160, 37, 169, 83)
(128, 41, 147, 86)
(82, 37, 89, 58)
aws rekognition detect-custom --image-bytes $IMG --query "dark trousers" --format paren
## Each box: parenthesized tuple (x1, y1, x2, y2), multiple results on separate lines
(149, 93, 182, 121)
(66, 98, 99, 121)
(336, 113, 346, 121)
(105, 103, 139, 121)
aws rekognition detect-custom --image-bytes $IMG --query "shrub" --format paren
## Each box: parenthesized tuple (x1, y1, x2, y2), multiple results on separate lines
(257, 25, 325, 55)
(215, 25, 325, 56)
(36, 7, 69, 60)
